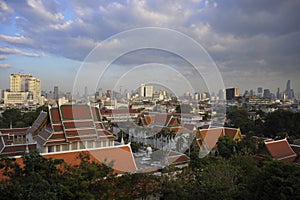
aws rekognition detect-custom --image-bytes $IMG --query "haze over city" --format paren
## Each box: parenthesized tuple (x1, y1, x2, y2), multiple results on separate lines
(0, 0, 300, 96)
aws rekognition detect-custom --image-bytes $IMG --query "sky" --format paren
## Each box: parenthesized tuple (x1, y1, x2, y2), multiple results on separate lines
(0, 0, 300, 97)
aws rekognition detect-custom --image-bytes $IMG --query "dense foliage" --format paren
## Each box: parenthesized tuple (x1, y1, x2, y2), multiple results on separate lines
(226, 107, 300, 139)
(0, 106, 47, 128)
(1, 149, 299, 200)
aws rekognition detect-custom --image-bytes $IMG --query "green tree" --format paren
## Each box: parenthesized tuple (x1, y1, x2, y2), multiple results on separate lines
(175, 104, 193, 114)
(226, 108, 254, 134)
(250, 159, 300, 200)
(217, 135, 237, 159)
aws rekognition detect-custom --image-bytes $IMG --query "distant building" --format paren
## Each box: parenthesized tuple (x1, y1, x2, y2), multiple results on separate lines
(106, 90, 112, 99)
(140, 84, 153, 98)
(0, 89, 4, 100)
(145, 86, 153, 98)
(257, 87, 263, 97)
(54, 86, 59, 101)
(4, 74, 41, 105)
(263, 89, 271, 99)
(226, 88, 240, 100)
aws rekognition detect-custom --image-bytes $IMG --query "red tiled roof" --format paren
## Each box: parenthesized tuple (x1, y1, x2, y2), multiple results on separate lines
(182, 124, 196, 131)
(0, 127, 29, 135)
(63, 121, 94, 129)
(50, 107, 61, 123)
(42, 144, 137, 173)
(60, 104, 92, 120)
(264, 139, 297, 163)
(198, 128, 225, 149)
(100, 109, 139, 116)
(93, 107, 101, 120)
(224, 128, 238, 139)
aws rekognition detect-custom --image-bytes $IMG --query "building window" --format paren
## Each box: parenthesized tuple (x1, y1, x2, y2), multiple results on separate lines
(71, 142, 77, 150)
(79, 141, 85, 149)
(95, 141, 102, 148)
(48, 146, 53, 153)
(62, 144, 69, 151)
(56, 145, 60, 152)
(87, 141, 93, 149)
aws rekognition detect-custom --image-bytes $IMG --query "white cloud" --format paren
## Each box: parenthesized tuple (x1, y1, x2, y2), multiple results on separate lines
(0, 34, 34, 45)
(0, 55, 7, 60)
(0, 63, 10, 68)
(27, 0, 64, 22)
(0, 47, 41, 57)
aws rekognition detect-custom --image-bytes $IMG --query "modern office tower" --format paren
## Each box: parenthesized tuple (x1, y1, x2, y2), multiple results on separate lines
(144, 85, 153, 98)
(54, 86, 59, 101)
(201, 92, 206, 100)
(263, 89, 271, 99)
(257, 87, 263, 97)
(10, 73, 32, 92)
(25, 77, 41, 102)
(4, 74, 41, 105)
(0, 89, 3, 100)
(140, 84, 153, 98)
(140, 84, 145, 97)
(285, 80, 294, 99)
(194, 92, 200, 101)
(106, 90, 112, 98)
(276, 88, 280, 99)
(226, 88, 240, 100)
(84, 86, 88, 98)
(286, 80, 291, 91)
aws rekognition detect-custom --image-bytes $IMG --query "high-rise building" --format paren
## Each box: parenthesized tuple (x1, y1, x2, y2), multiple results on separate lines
(286, 80, 291, 91)
(107, 90, 112, 98)
(4, 74, 41, 105)
(145, 85, 153, 98)
(140, 84, 153, 98)
(140, 84, 145, 97)
(54, 86, 59, 101)
(84, 86, 88, 98)
(285, 80, 294, 99)
(0, 89, 4, 100)
(276, 88, 280, 99)
(263, 89, 271, 99)
(226, 88, 240, 100)
(257, 87, 263, 97)
(25, 77, 41, 101)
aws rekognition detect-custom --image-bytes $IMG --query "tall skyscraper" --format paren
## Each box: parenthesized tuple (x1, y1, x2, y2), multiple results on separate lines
(276, 88, 280, 99)
(54, 86, 59, 101)
(84, 86, 88, 98)
(140, 84, 153, 98)
(286, 80, 291, 91)
(263, 89, 271, 99)
(257, 87, 263, 97)
(4, 74, 41, 105)
(140, 84, 145, 97)
(285, 80, 294, 99)
(226, 88, 240, 100)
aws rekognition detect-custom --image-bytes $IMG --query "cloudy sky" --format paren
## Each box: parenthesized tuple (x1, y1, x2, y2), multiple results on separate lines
(0, 0, 300, 97)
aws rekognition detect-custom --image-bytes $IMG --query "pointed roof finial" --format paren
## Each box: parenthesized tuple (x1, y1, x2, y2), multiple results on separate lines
(121, 132, 124, 145)
(25, 139, 29, 154)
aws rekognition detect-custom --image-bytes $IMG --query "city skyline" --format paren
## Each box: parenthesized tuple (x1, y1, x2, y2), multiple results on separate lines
(0, 1, 300, 95)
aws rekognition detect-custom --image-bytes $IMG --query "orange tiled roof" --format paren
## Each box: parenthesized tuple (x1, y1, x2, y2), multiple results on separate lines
(224, 128, 239, 139)
(199, 128, 224, 149)
(264, 139, 297, 163)
(42, 144, 137, 173)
